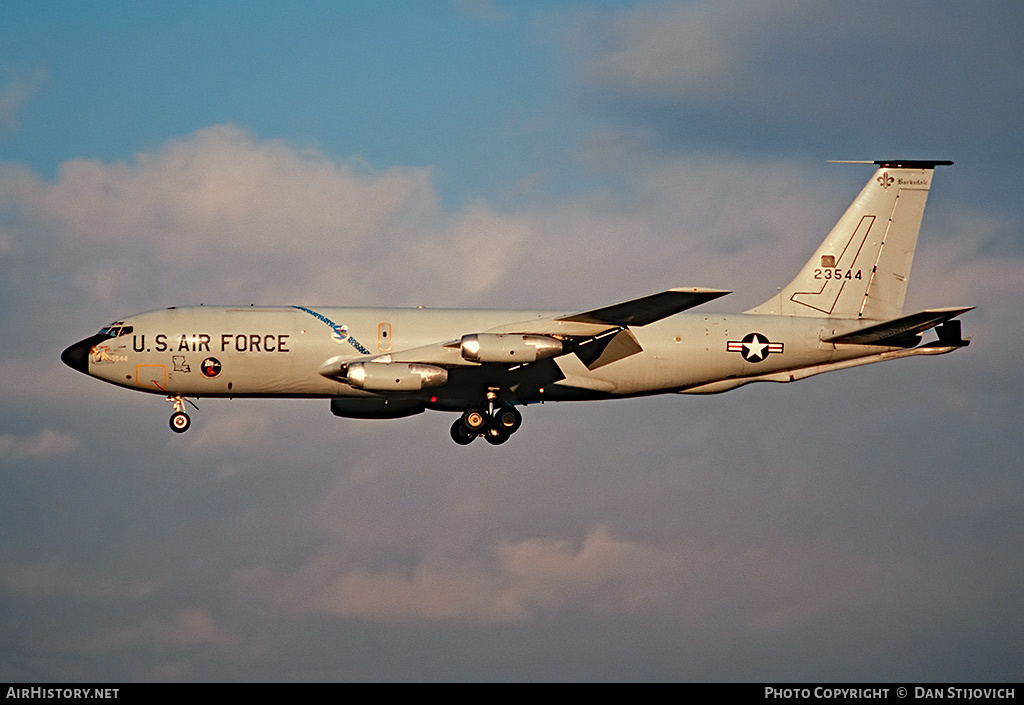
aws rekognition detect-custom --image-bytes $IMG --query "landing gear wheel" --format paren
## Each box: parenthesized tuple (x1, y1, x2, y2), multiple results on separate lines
(170, 411, 191, 433)
(450, 418, 476, 445)
(462, 409, 487, 433)
(494, 406, 522, 434)
(484, 426, 510, 445)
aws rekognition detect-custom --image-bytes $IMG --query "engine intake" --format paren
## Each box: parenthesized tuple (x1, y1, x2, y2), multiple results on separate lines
(460, 334, 564, 363)
(346, 361, 448, 391)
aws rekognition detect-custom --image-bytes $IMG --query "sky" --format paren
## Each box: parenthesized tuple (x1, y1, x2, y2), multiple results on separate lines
(2, 0, 1023, 682)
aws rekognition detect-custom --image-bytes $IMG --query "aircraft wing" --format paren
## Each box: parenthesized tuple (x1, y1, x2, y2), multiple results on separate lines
(823, 307, 974, 346)
(477, 287, 730, 338)
(318, 288, 730, 380)
(415, 286, 730, 362)
(557, 287, 730, 326)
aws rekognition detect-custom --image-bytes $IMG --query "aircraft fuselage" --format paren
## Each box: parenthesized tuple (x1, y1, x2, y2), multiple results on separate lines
(65, 304, 907, 401)
(60, 161, 972, 444)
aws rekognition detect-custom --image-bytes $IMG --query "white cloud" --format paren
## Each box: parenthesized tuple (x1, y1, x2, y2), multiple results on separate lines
(495, 525, 684, 615)
(0, 66, 48, 132)
(5, 123, 1010, 323)
(0, 428, 79, 460)
(100, 607, 235, 649)
(0, 560, 158, 601)
(456, 0, 508, 24)
(239, 525, 680, 623)
(569, 1, 1024, 153)
(580, 2, 769, 100)
(235, 523, 918, 627)
(1, 124, 533, 311)
(182, 407, 273, 454)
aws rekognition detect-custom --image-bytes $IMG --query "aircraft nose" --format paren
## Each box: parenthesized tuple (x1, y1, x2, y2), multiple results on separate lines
(61, 335, 105, 374)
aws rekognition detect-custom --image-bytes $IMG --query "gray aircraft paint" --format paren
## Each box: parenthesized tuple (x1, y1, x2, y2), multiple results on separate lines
(62, 162, 971, 443)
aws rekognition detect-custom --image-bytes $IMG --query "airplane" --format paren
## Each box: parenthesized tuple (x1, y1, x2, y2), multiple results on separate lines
(62, 160, 971, 445)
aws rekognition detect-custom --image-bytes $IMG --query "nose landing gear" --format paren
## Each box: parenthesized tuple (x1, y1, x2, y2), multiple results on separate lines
(166, 395, 198, 434)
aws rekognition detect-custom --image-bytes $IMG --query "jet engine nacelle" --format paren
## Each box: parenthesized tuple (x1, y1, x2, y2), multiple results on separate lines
(346, 361, 448, 391)
(460, 334, 564, 364)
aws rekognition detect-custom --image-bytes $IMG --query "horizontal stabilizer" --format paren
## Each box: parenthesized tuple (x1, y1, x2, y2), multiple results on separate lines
(829, 159, 954, 169)
(823, 307, 973, 346)
(558, 288, 729, 327)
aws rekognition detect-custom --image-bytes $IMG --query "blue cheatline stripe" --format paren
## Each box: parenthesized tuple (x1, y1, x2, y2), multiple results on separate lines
(291, 306, 371, 355)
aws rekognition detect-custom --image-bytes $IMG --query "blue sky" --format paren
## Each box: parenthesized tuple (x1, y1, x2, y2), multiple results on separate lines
(2, 0, 1023, 682)
(3, 1, 603, 206)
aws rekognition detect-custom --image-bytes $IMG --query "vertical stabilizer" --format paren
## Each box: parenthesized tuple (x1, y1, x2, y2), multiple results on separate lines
(749, 161, 951, 320)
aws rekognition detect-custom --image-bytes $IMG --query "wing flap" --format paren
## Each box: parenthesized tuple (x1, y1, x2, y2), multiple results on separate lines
(572, 327, 643, 370)
(823, 306, 973, 346)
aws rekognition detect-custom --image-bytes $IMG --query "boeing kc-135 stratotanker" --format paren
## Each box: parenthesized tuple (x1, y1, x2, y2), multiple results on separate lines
(62, 160, 971, 445)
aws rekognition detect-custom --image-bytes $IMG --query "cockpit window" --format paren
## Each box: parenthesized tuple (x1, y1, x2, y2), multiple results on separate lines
(97, 322, 131, 338)
(97, 325, 132, 338)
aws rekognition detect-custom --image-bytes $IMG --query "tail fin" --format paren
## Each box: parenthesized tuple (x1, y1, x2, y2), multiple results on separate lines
(749, 160, 952, 320)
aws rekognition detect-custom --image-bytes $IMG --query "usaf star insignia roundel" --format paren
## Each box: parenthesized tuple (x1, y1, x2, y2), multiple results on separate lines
(727, 333, 784, 362)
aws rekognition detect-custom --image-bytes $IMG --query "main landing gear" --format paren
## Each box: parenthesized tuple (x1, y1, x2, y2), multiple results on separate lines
(166, 395, 198, 434)
(450, 405, 523, 446)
